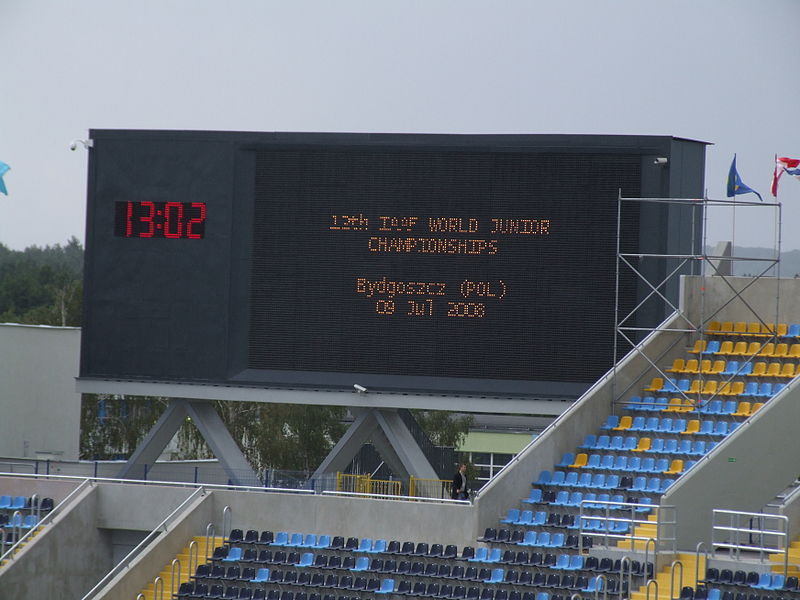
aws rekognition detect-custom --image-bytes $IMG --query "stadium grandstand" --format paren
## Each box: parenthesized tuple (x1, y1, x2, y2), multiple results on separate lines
(3, 131, 799, 600)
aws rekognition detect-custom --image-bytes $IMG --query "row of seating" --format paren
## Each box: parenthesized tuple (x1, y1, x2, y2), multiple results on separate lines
(0, 495, 52, 512)
(578, 435, 717, 455)
(704, 321, 800, 338)
(176, 580, 608, 600)
(623, 397, 765, 415)
(678, 585, 800, 600)
(704, 568, 800, 591)
(204, 563, 626, 595)
(667, 358, 800, 376)
(692, 339, 800, 358)
(225, 531, 458, 560)
(601, 416, 741, 437)
(643, 378, 783, 397)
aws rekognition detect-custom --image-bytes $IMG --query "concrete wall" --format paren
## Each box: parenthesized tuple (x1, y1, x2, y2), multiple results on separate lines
(94, 489, 212, 600)
(681, 275, 800, 325)
(0, 482, 112, 598)
(474, 312, 688, 535)
(207, 488, 478, 551)
(0, 324, 81, 461)
(662, 378, 800, 548)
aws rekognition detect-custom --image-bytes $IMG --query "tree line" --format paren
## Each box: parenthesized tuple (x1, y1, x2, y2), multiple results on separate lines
(3, 238, 470, 473)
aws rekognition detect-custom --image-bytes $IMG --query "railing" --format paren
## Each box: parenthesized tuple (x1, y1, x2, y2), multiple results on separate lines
(409, 476, 452, 499)
(712, 508, 789, 575)
(335, 473, 402, 497)
(0, 477, 94, 564)
(322, 490, 469, 505)
(80, 486, 206, 600)
(578, 500, 676, 555)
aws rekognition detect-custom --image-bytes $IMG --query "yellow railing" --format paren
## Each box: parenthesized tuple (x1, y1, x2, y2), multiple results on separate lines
(336, 473, 402, 497)
(409, 477, 452, 499)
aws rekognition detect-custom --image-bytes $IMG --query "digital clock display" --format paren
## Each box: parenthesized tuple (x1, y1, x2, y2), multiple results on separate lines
(114, 201, 206, 239)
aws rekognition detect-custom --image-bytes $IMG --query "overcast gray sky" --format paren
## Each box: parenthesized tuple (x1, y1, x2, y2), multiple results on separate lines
(1, 1, 798, 250)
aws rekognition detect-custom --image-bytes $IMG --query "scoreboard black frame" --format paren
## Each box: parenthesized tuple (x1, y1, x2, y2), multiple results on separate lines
(80, 131, 707, 399)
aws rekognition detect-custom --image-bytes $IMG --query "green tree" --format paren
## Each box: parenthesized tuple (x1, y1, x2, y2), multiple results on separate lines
(411, 409, 474, 449)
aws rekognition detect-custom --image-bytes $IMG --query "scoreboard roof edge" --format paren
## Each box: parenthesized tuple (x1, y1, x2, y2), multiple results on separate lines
(87, 129, 711, 151)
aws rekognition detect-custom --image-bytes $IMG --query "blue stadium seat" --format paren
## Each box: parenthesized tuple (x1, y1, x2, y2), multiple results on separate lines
(521, 488, 542, 505)
(600, 415, 619, 430)
(598, 455, 615, 470)
(702, 340, 721, 354)
(585, 454, 602, 469)
(563, 472, 579, 487)
(602, 475, 620, 490)
(500, 509, 520, 524)
(555, 453, 575, 468)
(594, 435, 611, 450)
(662, 439, 678, 454)
(612, 456, 628, 471)
(578, 435, 597, 449)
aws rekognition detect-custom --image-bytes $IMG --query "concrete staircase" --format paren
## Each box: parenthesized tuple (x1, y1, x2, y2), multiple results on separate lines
(0, 524, 45, 568)
(630, 552, 705, 600)
(138, 535, 223, 600)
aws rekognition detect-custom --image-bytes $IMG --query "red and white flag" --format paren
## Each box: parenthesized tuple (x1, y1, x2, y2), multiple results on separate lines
(771, 156, 800, 197)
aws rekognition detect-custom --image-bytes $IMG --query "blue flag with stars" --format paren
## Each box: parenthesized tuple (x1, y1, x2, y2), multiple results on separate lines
(727, 154, 762, 202)
(0, 161, 9, 195)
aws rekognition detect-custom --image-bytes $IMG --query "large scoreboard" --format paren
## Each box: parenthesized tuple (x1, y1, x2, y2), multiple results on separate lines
(80, 132, 706, 399)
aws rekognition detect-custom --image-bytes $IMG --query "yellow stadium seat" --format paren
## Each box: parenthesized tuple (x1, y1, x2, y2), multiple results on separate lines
(780, 363, 796, 378)
(788, 344, 800, 358)
(777, 323, 789, 337)
(698, 359, 712, 374)
(664, 459, 685, 475)
(719, 322, 734, 335)
(732, 401, 752, 416)
(758, 343, 775, 357)
(643, 377, 664, 392)
(701, 380, 718, 395)
(613, 415, 633, 430)
(632, 437, 651, 452)
(665, 358, 685, 373)
(751, 402, 765, 414)
(683, 359, 700, 374)
(721, 381, 744, 396)
(773, 343, 789, 358)
(759, 322, 775, 337)
(717, 381, 732, 396)
(718, 341, 734, 355)
(689, 340, 707, 354)
(686, 380, 702, 395)
(734, 322, 748, 336)
(705, 321, 721, 335)
(682, 420, 700, 435)
(569, 453, 588, 468)
(748, 362, 767, 377)
(664, 397, 686, 412)
(745, 322, 761, 336)
(730, 341, 748, 356)
(766, 363, 782, 378)
(745, 342, 761, 356)
(710, 360, 726, 374)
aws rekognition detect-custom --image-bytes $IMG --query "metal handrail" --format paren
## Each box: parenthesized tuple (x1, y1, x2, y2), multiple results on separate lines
(670, 559, 684, 600)
(153, 575, 163, 600)
(80, 486, 206, 600)
(0, 478, 94, 564)
(620, 556, 633, 600)
(187, 539, 199, 576)
(644, 579, 659, 600)
(205, 523, 216, 561)
(695, 541, 708, 588)
(643, 538, 657, 580)
(321, 490, 470, 504)
(712, 508, 789, 576)
(222, 506, 232, 540)
(170, 558, 181, 598)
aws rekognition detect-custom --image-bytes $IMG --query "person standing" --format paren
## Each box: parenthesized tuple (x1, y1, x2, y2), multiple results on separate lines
(451, 463, 468, 500)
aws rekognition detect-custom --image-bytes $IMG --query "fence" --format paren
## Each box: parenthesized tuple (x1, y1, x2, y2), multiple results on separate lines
(335, 473, 403, 497)
(409, 476, 452, 499)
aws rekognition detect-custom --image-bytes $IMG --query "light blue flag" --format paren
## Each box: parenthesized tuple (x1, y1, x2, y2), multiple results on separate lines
(0, 161, 8, 195)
